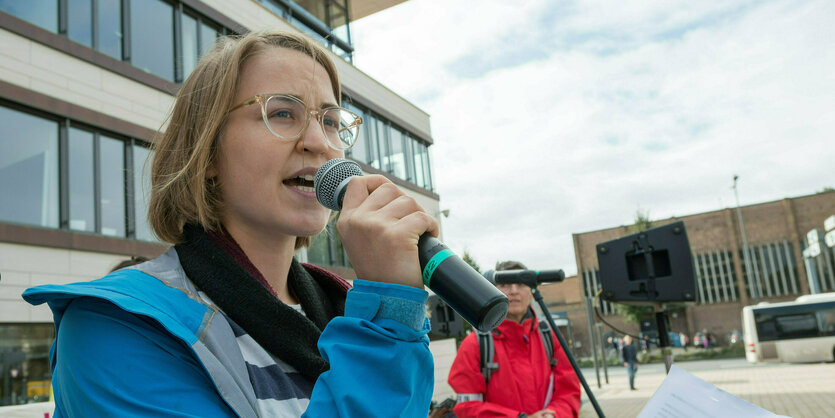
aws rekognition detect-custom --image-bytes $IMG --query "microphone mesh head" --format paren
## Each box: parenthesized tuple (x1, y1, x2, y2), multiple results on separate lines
(314, 158, 363, 210)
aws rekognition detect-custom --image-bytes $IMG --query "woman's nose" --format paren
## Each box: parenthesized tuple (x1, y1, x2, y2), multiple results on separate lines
(298, 112, 330, 154)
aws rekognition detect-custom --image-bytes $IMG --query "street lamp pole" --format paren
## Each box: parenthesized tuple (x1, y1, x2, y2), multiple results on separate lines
(733, 175, 759, 303)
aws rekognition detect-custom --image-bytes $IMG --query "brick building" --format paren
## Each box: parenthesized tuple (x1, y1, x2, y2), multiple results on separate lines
(540, 191, 835, 357)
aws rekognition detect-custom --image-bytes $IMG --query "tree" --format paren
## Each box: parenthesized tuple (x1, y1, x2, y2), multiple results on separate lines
(614, 209, 655, 323)
(629, 208, 653, 234)
(819, 186, 835, 193)
(461, 249, 481, 273)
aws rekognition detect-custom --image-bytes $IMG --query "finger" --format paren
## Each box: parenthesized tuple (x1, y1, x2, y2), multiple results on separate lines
(340, 175, 392, 211)
(360, 182, 406, 213)
(372, 195, 425, 221)
(393, 211, 439, 240)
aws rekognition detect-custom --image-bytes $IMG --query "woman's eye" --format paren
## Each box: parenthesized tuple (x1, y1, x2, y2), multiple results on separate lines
(270, 109, 294, 119)
(322, 116, 338, 128)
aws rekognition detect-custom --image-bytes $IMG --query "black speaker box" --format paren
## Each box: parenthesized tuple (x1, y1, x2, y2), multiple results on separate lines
(596, 221, 696, 304)
(428, 294, 466, 339)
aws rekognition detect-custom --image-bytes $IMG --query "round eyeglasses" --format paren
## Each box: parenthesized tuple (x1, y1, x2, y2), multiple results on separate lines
(228, 94, 362, 150)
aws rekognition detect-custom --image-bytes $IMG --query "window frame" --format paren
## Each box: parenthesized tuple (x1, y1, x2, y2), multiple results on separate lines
(0, 99, 151, 240)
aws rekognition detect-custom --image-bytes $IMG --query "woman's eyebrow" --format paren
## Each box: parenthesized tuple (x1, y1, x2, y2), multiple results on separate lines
(282, 93, 338, 109)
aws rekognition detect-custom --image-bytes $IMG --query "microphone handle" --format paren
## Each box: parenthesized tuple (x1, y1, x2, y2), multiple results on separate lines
(418, 234, 508, 332)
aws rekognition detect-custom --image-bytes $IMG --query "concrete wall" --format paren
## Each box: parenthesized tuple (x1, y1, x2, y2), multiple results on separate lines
(0, 242, 129, 323)
(429, 338, 457, 402)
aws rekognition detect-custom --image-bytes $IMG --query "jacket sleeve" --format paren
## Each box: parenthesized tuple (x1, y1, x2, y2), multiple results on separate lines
(447, 333, 521, 418)
(51, 297, 236, 417)
(544, 330, 581, 418)
(304, 279, 433, 418)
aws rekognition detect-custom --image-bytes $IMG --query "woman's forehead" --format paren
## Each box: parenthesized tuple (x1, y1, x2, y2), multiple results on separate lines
(238, 47, 335, 103)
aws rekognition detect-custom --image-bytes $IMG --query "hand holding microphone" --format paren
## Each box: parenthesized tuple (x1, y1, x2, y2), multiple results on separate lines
(315, 159, 508, 332)
(334, 170, 435, 289)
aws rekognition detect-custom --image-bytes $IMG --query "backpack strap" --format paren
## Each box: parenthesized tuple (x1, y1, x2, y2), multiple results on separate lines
(538, 319, 557, 367)
(476, 330, 499, 386)
(537, 318, 558, 408)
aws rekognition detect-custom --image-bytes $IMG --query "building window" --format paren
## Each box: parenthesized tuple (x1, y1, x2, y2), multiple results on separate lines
(130, 0, 175, 81)
(412, 141, 433, 191)
(98, 0, 123, 59)
(307, 218, 349, 268)
(388, 128, 408, 181)
(181, 11, 221, 80)
(0, 105, 60, 229)
(68, 0, 93, 47)
(99, 135, 126, 237)
(1, 0, 227, 83)
(740, 240, 801, 299)
(132, 143, 154, 241)
(65, 0, 123, 59)
(0, 102, 153, 241)
(411, 140, 426, 189)
(0, 0, 58, 33)
(256, 0, 354, 61)
(693, 248, 739, 304)
(0, 323, 55, 406)
(375, 118, 390, 173)
(343, 99, 435, 193)
(68, 127, 96, 232)
(344, 103, 368, 163)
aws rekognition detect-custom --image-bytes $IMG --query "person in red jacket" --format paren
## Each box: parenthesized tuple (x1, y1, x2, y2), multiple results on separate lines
(448, 261, 581, 418)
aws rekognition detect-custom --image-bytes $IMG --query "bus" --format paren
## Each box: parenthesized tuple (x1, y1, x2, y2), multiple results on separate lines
(742, 292, 835, 363)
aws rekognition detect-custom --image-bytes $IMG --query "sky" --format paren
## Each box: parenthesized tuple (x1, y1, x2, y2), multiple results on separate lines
(349, 0, 834, 276)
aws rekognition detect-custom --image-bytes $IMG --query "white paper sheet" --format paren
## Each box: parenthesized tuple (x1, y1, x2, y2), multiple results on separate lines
(637, 365, 789, 418)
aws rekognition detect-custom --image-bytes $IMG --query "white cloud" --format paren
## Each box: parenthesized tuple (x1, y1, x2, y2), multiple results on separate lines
(351, 0, 835, 275)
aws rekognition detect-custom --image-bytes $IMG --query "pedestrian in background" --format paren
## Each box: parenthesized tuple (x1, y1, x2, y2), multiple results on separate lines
(622, 335, 639, 391)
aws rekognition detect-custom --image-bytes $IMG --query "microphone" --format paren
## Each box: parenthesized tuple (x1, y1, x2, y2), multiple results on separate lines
(314, 158, 508, 332)
(484, 269, 566, 288)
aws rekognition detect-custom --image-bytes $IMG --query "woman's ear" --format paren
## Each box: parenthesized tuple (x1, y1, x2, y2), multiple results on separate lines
(206, 164, 217, 179)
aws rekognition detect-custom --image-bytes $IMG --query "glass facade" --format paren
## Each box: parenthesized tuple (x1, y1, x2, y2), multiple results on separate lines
(97, 0, 123, 59)
(1, 0, 226, 83)
(256, 0, 353, 61)
(67, 0, 93, 47)
(343, 100, 434, 192)
(0, 0, 58, 32)
(99, 135, 126, 237)
(0, 102, 153, 241)
(1, 0, 436, 264)
(307, 217, 349, 268)
(130, 0, 175, 81)
(0, 106, 60, 229)
(68, 127, 96, 232)
(0, 324, 54, 406)
(132, 144, 154, 241)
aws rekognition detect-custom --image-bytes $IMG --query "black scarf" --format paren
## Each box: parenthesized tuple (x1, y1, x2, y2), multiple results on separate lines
(174, 224, 346, 382)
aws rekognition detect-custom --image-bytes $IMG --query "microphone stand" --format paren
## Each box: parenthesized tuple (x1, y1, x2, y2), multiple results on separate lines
(531, 286, 606, 418)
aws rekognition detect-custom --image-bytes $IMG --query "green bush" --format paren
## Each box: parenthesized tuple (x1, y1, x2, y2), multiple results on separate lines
(673, 344, 745, 362)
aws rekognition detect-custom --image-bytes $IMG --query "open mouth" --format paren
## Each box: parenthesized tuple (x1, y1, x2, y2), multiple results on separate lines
(283, 175, 315, 193)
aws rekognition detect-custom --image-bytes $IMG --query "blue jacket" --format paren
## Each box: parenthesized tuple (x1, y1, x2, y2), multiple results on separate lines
(22, 248, 433, 417)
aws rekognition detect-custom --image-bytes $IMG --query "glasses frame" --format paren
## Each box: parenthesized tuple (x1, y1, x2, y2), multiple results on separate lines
(228, 93, 362, 150)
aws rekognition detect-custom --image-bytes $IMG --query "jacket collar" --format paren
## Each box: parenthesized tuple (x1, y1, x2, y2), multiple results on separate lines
(175, 224, 349, 382)
(494, 307, 537, 338)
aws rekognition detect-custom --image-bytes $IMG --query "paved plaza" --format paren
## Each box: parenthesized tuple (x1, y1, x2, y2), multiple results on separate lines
(577, 358, 835, 417)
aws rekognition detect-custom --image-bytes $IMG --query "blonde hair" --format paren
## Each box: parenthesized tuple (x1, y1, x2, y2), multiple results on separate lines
(148, 30, 340, 246)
